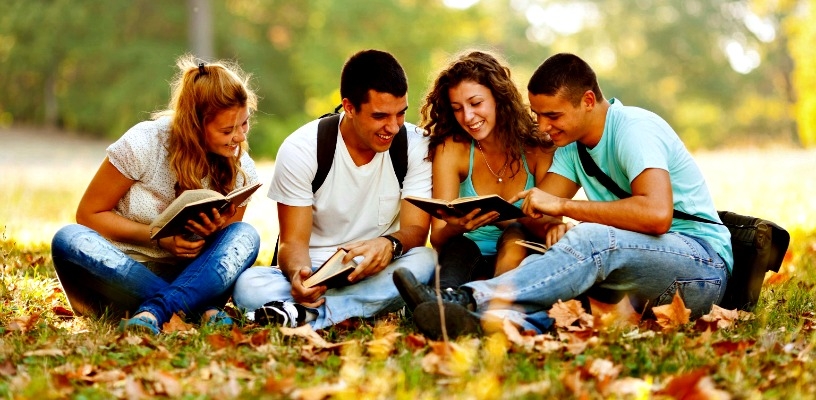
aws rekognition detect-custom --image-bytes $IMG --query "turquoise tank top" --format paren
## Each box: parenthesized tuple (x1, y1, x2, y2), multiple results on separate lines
(461, 141, 535, 256)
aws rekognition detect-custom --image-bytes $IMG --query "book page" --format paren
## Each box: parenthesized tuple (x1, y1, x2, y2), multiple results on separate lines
(514, 240, 548, 253)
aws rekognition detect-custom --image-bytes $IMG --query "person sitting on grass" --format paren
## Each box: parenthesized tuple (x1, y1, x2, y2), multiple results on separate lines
(50, 54, 261, 335)
(393, 50, 560, 303)
(231, 49, 436, 329)
(394, 53, 732, 339)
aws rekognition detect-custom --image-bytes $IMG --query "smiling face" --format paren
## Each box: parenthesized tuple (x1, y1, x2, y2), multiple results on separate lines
(203, 106, 250, 157)
(343, 89, 408, 157)
(448, 80, 497, 142)
(528, 91, 592, 147)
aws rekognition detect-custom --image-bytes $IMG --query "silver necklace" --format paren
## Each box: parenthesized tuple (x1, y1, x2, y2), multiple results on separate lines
(476, 141, 508, 183)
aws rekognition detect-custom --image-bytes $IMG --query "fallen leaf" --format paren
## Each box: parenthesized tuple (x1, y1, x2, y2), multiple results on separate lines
(280, 324, 344, 349)
(52, 305, 74, 318)
(292, 380, 348, 400)
(589, 295, 641, 330)
(206, 333, 231, 350)
(652, 290, 690, 330)
(698, 304, 740, 330)
(162, 313, 194, 334)
(152, 370, 182, 397)
(658, 369, 731, 399)
(549, 299, 589, 329)
(404, 333, 427, 352)
(604, 376, 654, 398)
(0, 361, 16, 377)
(366, 321, 401, 360)
(764, 271, 790, 286)
(421, 340, 479, 377)
(23, 348, 64, 357)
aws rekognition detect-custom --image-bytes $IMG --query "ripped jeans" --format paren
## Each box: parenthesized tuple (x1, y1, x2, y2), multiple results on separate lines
(51, 223, 259, 325)
(463, 223, 728, 333)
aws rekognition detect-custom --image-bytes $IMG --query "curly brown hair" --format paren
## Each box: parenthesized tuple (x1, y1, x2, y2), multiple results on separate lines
(153, 54, 258, 196)
(420, 50, 552, 177)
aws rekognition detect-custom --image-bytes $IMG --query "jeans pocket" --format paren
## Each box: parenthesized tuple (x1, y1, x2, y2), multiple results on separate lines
(656, 277, 723, 318)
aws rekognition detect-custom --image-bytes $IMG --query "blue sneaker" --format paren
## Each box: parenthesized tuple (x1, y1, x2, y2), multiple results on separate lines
(118, 315, 160, 335)
(204, 310, 234, 328)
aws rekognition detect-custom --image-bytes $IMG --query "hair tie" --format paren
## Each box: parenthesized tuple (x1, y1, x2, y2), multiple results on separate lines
(198, 62, 207, 76)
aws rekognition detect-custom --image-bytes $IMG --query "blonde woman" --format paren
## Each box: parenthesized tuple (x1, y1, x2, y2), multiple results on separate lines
(51, 55, 260, 334)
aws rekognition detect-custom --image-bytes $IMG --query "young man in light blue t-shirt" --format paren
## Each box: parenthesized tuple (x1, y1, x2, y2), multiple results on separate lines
(394, 53, 732, 338)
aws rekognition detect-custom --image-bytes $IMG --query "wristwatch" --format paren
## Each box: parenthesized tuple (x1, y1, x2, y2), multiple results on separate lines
(382, 234, 404, 261)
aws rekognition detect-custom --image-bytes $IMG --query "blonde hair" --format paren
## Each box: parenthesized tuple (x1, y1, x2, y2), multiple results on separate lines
(153, 54, 258, 195)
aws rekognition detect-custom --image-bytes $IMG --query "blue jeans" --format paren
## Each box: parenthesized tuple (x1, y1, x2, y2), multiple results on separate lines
(463, 223, 728, 333)
(233, 246, 436, 329)
(51, 223, 259, 325)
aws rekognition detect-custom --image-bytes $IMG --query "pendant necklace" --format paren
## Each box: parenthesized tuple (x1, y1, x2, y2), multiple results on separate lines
(476, 141, 508, 183)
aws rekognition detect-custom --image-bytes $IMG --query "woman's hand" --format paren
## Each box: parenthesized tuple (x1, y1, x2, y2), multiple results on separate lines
(157, 234, 206, 259)
(185, 204, 236, 238)
(437, 208, 500, 236)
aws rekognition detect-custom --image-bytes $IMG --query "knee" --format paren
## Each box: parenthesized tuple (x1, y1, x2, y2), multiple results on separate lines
(232, 266, 281, 310)
(51, 224, 95, 259)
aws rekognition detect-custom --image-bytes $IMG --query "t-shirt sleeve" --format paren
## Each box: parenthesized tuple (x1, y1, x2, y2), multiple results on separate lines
(401, 126, 433, 198)
(615, 119, 670, 183)
(267, 132, 317, 207)
(106, 120, 162, 181)
(548, 145, 580, 184)
(236, 151, 260, 207)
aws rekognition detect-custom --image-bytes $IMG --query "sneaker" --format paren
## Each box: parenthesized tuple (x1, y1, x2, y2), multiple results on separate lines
(118, 315, 160, 335)
(254, 301, 310, 328)
(203, 309, 234, 328)
(393, 267, 474, 312)
(413, 301, 482, 339)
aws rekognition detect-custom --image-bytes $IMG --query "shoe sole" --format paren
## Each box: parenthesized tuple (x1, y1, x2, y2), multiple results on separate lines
(414, 301, 482, 340)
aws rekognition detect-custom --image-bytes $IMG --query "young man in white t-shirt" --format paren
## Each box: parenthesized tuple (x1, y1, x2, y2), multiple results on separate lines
(232, 49, 436, 329)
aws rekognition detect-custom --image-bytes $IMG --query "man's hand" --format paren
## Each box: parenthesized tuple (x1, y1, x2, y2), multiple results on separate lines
(510, 188, 565, 219)
(289, 266, 327, 308)
(343, 237, 395, 282)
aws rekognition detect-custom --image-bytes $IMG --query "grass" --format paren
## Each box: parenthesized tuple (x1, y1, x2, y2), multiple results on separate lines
(1, 145, 816, 398)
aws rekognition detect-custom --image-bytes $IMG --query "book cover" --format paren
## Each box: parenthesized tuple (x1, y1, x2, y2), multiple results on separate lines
(149, 182, 262, 240)
(302, 249, 359, 289)
(405, 194, 525, 222)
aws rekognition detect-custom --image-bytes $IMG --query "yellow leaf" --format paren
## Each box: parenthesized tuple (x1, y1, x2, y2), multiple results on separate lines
(652, 290, 690, 330)
(589, 295, 641, 330)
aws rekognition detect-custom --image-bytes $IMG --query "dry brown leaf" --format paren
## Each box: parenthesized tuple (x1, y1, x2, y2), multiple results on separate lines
(764, 271, 790, 286)
(0, 361, 17, 377)
(589, 295, 641, 330)
(23, 348, 65, 357)
(162, 313, 194, 334)
(698, 304, 740, 330)
(549, 299, 588, 328)
(152, 370, 182, 397)
(404, 333, 427, 352)
(712, 339, 755, 356)
(7, 313, 40, 333)
(206, 333, 231, 350)
(279, 324, 335, 349)
(659, 369, 731, 399)
(52, 305, 74, 319)
(366, 321, 401, 360)
(652, 290, 690, 330)
(421, 340, 478, 377)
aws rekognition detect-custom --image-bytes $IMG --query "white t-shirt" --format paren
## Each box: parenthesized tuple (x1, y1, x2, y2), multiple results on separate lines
(268, 113, 432, 265)
(106, 116, 259, 262)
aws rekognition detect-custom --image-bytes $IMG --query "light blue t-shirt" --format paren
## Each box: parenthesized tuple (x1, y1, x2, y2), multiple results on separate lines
(548, 99, 733, 272)
(461, 141, 535, 256)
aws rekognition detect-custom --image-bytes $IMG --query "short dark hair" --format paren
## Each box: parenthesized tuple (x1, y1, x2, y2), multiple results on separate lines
(527, 53, 604, 106)
(340, 49, 408, 110)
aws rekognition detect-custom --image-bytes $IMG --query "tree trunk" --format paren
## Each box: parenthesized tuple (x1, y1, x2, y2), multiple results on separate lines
(188, 0, 214, 61)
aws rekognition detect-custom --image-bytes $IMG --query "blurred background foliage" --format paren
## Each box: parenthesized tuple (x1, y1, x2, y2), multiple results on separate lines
(1, 0, 814, 159)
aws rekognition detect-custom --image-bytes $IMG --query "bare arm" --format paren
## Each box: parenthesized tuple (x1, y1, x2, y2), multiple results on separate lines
(277, 203, 325, 308)
(515, 168, 674, 235)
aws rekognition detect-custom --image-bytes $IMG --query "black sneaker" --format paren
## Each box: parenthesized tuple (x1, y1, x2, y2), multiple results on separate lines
(393, 267, 474, 312)
(254, 301, 308, 327)
(413, 301, 482, 339)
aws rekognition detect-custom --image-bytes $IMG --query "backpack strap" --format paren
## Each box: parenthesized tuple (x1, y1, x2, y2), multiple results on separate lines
(575, 142, 725, 226)
(272, 112, 409, 266)
(312, 114, 341, 193)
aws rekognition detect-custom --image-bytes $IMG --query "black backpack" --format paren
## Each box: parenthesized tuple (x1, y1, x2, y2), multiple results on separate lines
(271, 109, 409, 265)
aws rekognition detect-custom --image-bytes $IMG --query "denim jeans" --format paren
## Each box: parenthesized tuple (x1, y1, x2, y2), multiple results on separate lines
(233, 246, 436, 329)
(51, 222, 260, 325)
(463, 223, 728, 333)
(437, 235, 495, 289)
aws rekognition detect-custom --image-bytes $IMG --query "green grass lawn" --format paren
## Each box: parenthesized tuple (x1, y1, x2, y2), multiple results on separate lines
(1, 146, 815, 398)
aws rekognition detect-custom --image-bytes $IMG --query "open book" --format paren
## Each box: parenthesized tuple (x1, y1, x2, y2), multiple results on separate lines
(149, 182, 262, 240)
(514, 240, 548, 253)
(405, 194, 525, 222)
(302, 249, 359, 289)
